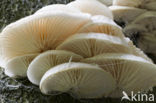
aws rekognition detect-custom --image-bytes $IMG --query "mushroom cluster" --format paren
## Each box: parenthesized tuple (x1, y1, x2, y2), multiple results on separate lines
(110, 0, 156, 61)
(0, 0, 156, 99)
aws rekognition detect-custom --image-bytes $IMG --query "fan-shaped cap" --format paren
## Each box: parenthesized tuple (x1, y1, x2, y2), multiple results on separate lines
(98, 0, 113, 6)
(113, 0, 155, 8)
(0, 11, 91, 66)
(40, 62, 116, 98)
(109, 6, 146, 24)
(81, 53, 156, 97)
(143, 1, 156, 10)
(56, 33, 131, 58)
(78, 15, 124, 38)
(27, 50, 83, 85)
(35, 4, 81, 14)
(67, 0, 113, 19)
(5, 54, 38, 78)
(132, 11, 156, 32)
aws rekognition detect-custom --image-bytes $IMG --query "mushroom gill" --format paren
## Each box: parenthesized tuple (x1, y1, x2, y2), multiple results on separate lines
(56, 33, 132, 58)
(27, 50, 83, 85)
(81, 53, 156, 97)
(0, 11, 91, 67)
(40, 62, 116, 98)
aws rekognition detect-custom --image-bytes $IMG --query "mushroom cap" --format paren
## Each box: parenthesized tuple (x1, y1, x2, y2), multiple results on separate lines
(5, 54, 38, 78)
(131, 11, 156, 32)
(98, 0, 113, 6)
(81, 53, 156, 97)
(40, 62, 116, 98)
(109, 6, 146, 24)
(35, 4, 81, 14)
(56, 33, 131, 58)
(27, 50, 83, 85)
(143, 1, 156, 10)
(67, 0, 113, 19)
(78, 15, 124, 38)
(113, 0, 155, 8)
(0, 11, 91, 64)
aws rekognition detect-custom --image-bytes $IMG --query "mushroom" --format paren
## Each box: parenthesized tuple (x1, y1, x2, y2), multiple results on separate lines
(98, 0, 113, 6)
(67, 0, 113, 19)
(81, 53, 156, 97)
(5, 54, 38, 78)
(56, 33, 132, 58)
(40, 62, 116, 98)
(109, 6, 146, 24)
(35, 4, 81, 14)
(143, 1, 156, 11)
(27, 50, 83, 85)
(0, 11, 91, 67)
(131, 11, 156, 32)
(78, 15, 124, 38)
(113, 0, 155, 8)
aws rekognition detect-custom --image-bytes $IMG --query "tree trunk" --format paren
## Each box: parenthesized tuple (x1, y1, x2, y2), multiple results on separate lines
(0, 0, 156, 103)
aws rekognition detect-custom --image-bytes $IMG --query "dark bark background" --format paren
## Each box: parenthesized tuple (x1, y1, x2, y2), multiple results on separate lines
(0, 0, 156, 103)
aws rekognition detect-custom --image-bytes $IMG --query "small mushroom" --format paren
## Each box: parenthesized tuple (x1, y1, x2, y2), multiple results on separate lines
(35, 4, 81, 14)
(5, 54, 38, 78)
(98, 0, 113, 6)
(78, 15, 124, 38)
(113, 0, 155, 8)
(40, 62, 116, 98)
(143, 1, 156, 11)
(0, 11, 91, 67)
(56, 33, 132, 58)
(109, 6, 146, 24)
(27, 50, 83, 85)
(131, 11, 156, 32)
(81, 53, 156, 97)
(67, 0, 113, 19)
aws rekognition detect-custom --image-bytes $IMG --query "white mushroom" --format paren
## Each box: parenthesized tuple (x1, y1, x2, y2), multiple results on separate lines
(5, 54, 38, 78)
(78, 15, 124, 38)
(67, 0, 113, 19)
(109, 6, 146, 24)
(0, 11, 91, 67)
(35, 4, 81, 14)
(81, 53, 156, 97)
(27, 50, 83, 85)
(56, 33, 131, 58)
(98, 0, 113, 6)
(40, 62, 116, 98)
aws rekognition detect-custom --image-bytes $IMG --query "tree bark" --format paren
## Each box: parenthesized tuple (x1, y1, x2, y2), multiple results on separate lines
(0, 0, 156, 103)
